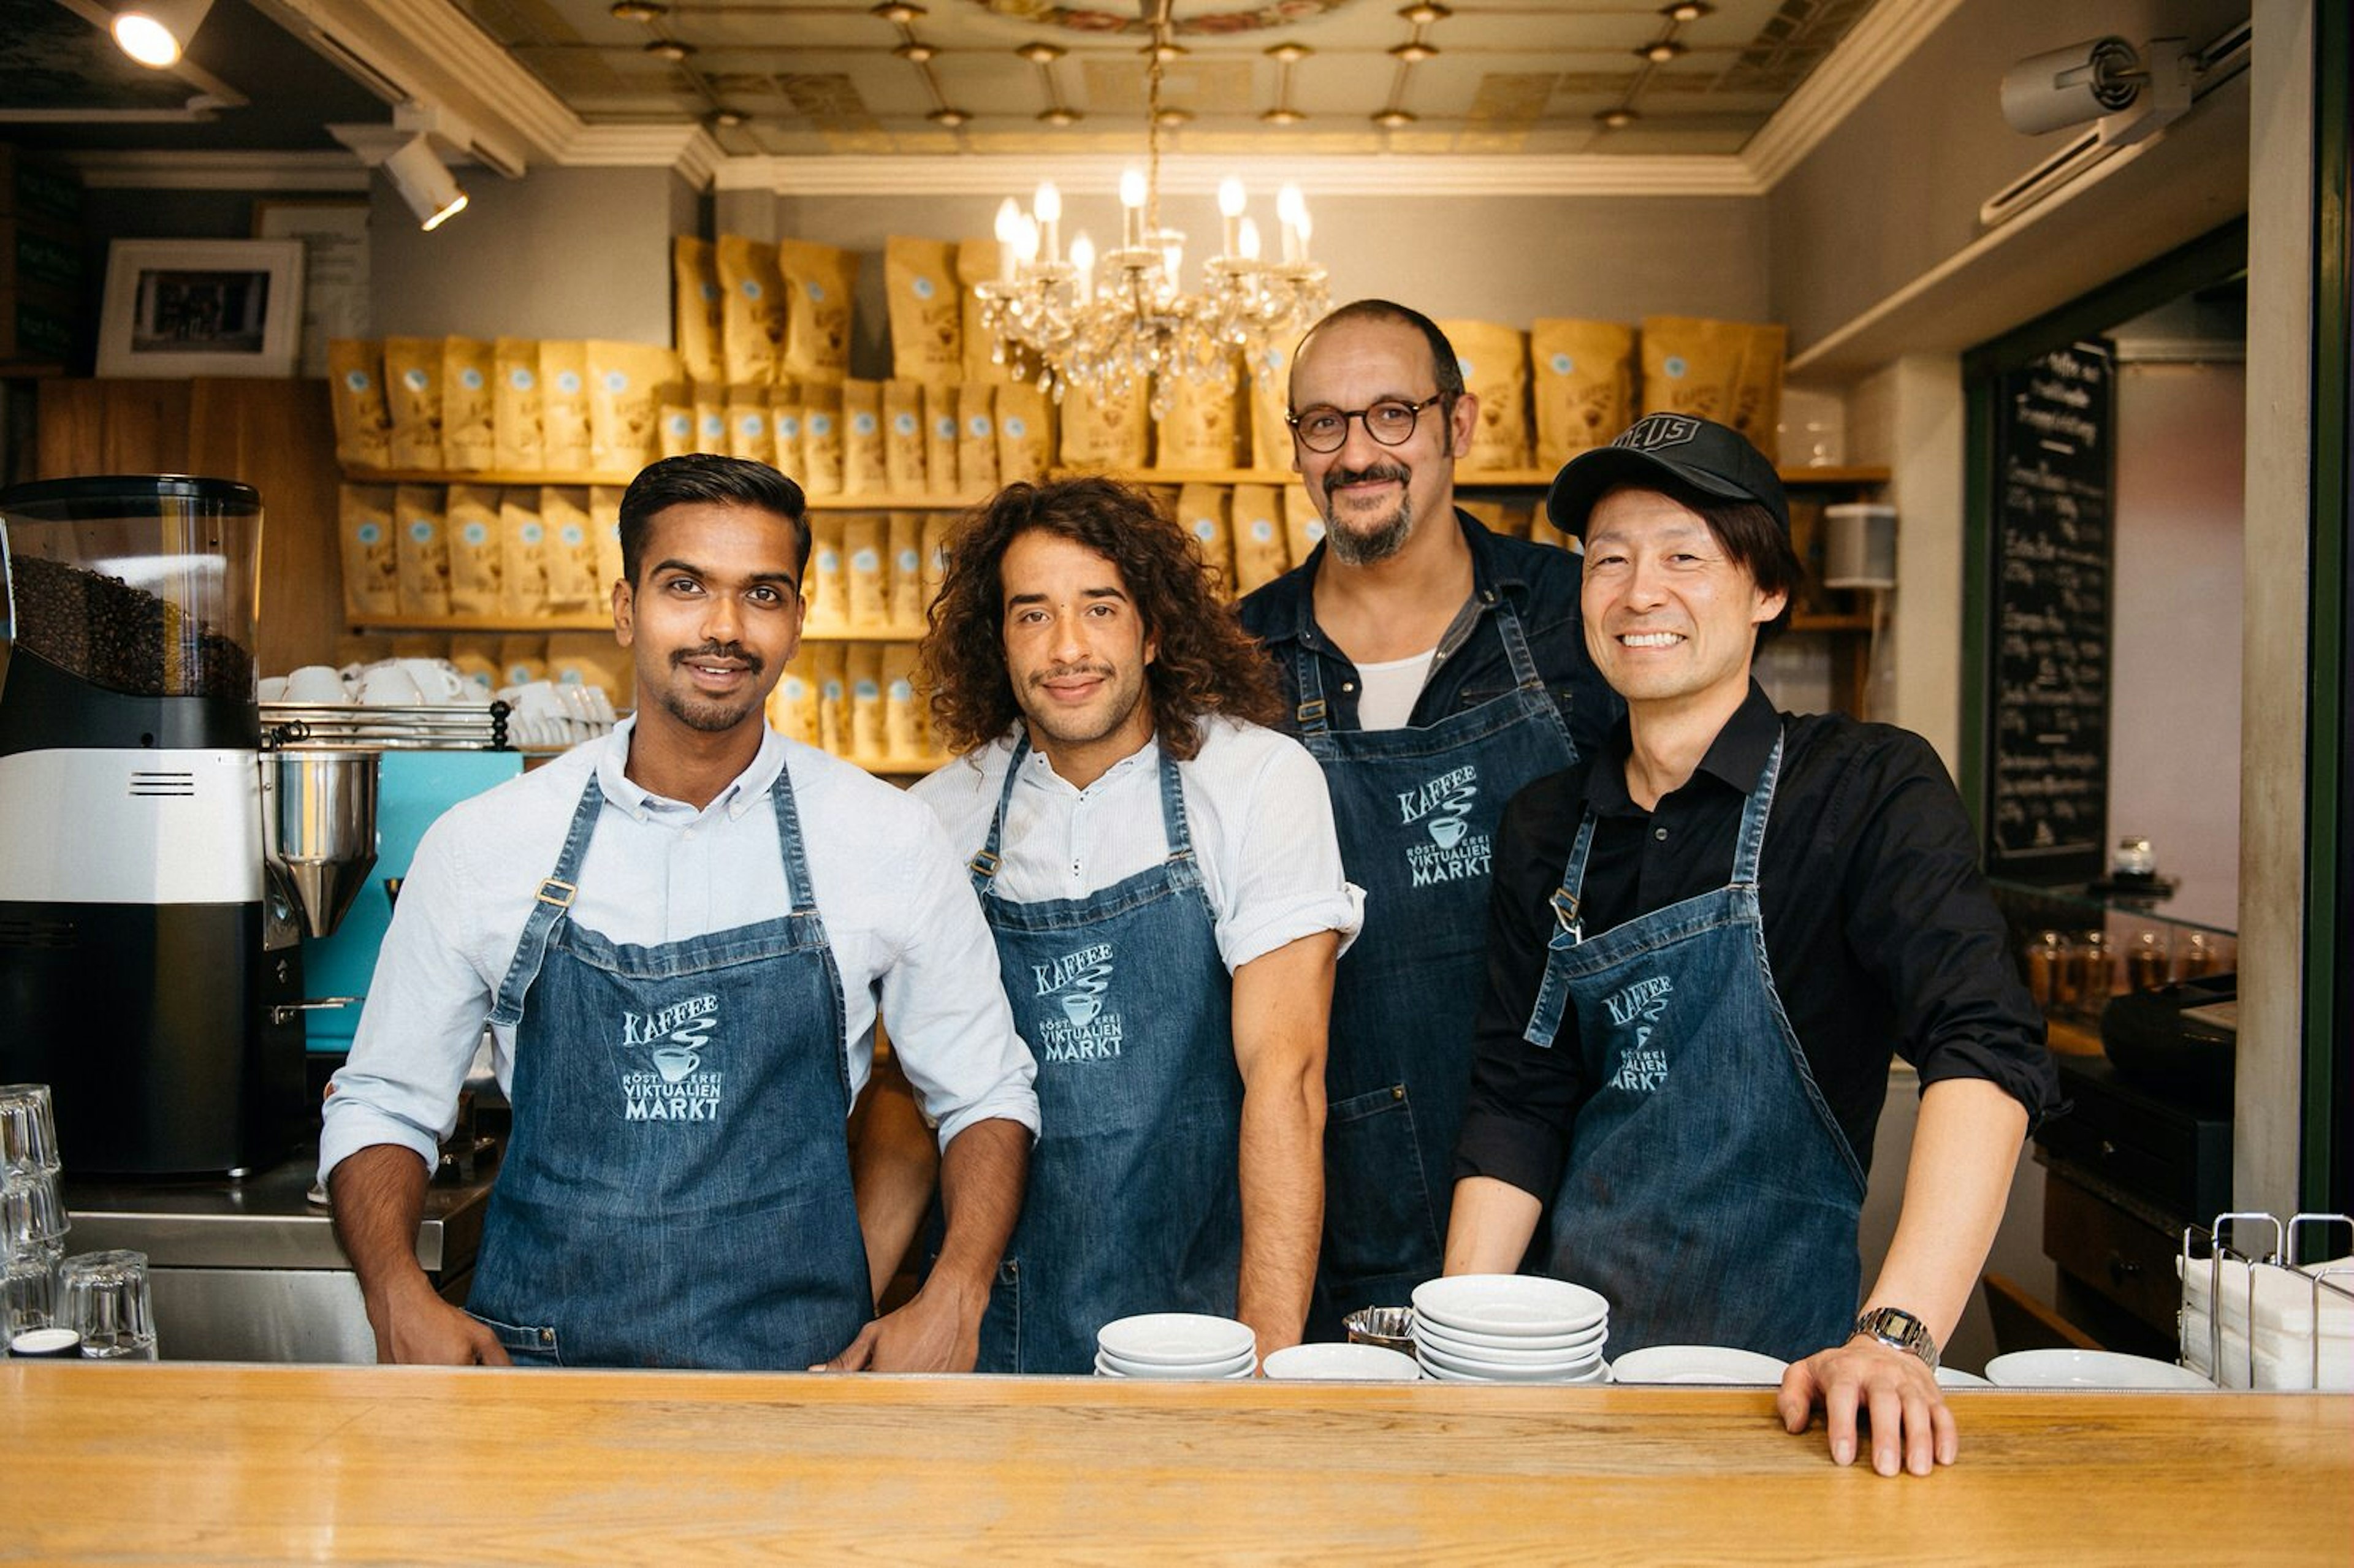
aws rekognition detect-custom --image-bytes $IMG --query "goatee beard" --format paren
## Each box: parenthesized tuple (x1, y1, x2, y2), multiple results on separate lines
(1326, 499, 1414, 566)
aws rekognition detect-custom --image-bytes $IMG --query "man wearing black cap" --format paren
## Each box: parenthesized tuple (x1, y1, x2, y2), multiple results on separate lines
(1444, 414, 2059, 1477)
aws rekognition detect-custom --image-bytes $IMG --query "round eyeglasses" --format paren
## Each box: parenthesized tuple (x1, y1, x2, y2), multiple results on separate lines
(1286, 394, 1447, 454)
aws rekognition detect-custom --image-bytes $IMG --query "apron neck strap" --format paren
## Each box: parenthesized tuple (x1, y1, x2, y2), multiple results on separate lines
(970, 731, 1193, 891)
(1731, 728, 1785, 888)
(767, 755, 819, 915)
(1491, 595, 1543, 690)
(489, 772, 608, 1027)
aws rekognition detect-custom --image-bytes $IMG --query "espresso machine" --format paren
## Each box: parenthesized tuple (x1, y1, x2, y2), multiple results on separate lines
(0, 475, 379, 1177)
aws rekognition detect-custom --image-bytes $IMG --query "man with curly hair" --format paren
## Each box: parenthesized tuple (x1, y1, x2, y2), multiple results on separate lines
(898, 475, 1363, 1373)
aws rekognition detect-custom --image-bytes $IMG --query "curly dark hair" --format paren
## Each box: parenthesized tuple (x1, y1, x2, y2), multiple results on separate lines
(921, 477, 1284, 762)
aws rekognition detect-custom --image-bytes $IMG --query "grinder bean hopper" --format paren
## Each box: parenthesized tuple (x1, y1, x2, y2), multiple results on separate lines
(0, 476, 379, 1176)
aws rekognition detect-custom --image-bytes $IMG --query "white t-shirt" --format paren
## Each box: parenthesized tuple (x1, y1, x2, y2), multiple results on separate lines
(319, 718, 1040, 1184)
(1352, 649, 1436, 732)
(909, 715, 1365, 973)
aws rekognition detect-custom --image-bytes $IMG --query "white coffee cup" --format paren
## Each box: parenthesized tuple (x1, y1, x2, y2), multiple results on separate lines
(357, 666, 424, 706)
(285, 666, 349, 704)
(256, 676, 289, 702)
(397, 658, 469, 704)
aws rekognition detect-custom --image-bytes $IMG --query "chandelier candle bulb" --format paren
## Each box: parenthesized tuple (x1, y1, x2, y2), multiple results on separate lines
(1121, 169, 1148, 248)
(1238, 217, 1261, 262)
(994, 199, 1023, 281)
(1070, 234, 1095, 305)
(1277, 184, 1307, 264)
(1033, 181, 1062, 266)
(1219, 177, 1246, 259)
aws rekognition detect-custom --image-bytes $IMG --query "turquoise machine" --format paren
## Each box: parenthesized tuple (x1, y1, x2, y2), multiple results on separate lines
(299, 750, 522, 1055)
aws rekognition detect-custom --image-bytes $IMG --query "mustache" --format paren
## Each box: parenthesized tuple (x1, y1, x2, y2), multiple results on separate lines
(1027, 661, 1117, 688)
(1324, 462, 1410, 503)
(672, 641, 763, 676)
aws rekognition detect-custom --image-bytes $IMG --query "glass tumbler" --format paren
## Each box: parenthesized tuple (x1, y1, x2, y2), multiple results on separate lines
(0, 1171, 69, 1257)
(0, 1084, 61, 1176)
(4, 1247, 56, 1338)
(58, 1249, 156, 1360)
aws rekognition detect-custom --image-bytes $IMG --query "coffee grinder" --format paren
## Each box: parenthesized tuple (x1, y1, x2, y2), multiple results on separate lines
(0, 475, 378, 1176)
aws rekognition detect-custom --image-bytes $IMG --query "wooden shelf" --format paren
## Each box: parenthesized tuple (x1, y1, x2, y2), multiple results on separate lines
(351, 613, 612, 632)
(341, 469, 980, 510)
(1787, 612, 1875, 633)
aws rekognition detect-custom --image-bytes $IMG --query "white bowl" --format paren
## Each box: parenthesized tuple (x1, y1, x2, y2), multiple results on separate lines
(1983, 1349, 2215, 1390)
(1607, 1345, 1790, 1385)
(1414, 1337, 1602, 1383)
(1262, 1343, 1422, 1382)
(1097, 1312, 1255, 1367)
(1098, 1345, 1257, 1380)
(1411, 1275, 1610, 1338)
(1415, 1315, 1607, 1361)
(1417, 1347, 1611, 1385)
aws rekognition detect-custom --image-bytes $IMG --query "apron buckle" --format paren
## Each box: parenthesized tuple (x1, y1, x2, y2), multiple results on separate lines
(536, 878, 577, 909)
(1550, 888, 1583, 944)
(1295, 698, 1328, 725)
(968, 848, 1001, 878)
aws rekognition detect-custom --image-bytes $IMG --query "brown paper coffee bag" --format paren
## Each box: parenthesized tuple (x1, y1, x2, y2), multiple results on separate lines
(1156, 369, 1242, 470)
(589, 341, 677, 474)
(538, 486, 602, 614)
(955, 239, 1015, 384)
(726, 384, 775, 464)
(883, 381, 927, 494)
(588, 486, 625, 595)
(1057, 379, 1150, 470)
(327, 340, 392, 470)
(812, 642, 850, 757)
(886, 236, 962, 382)
(448, 634, 501, 700)
(888, 512, 926, 633)
(768, 650, 821, 747)
(842, 513, 889, 631)
(496, 634, 547, 688)
(493, 337, 546, 471)
(498, 490, 551, 620)
(800, 381, 844, 496)
(804, 512, 848, 633)
(919, 513, 955, 617)
(715, 234, 784, 387)
(881, 642, 923, 761)
(1439, 320, 1529, 471)
(1640, 316, 1750, 424)
(441, 337, 496, 471)
(338, 484, 400, 620)
(539, 342, 593, 473)
(776, 238, 856, 386)
(766, 386, 801, 478)
(658, 402, 695, 460)
(923, 383, 962, 497)
(1175, 484, 1233, 596)
(956, 383, 999, 493)
(1229, 483, 1288, 596)
(392, 484, 451, 618)
(842, 379, 887, 495)
(547, 631, 631, 709)
(1529, 319, 1635, 469)
(673, 237, 724, 387)
(847, 644, 885, 761)
(383, 338, 444, 470)
(1729, 322, 1787, 465)
(1283, 485, 1327, 566)
(444, 484, 505, 616)
(1245, 343, 1293, 472)
(994, 382, 1054, 484)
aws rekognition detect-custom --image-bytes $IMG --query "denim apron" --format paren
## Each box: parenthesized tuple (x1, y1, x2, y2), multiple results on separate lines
(1292, 598, 1575, 1333)
(969, 737, 1242, 1374)
(464, 769, 872, 1369)
(1523, 733, 1866, 1360)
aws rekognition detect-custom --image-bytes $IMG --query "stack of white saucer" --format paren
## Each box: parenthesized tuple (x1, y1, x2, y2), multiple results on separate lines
(1094, 1313, 1257, 1379)
(1408, 1276, 1610, 1383)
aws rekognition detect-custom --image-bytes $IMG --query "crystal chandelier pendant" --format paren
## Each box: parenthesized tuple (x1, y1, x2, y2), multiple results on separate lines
(976, 8, 1329, 424)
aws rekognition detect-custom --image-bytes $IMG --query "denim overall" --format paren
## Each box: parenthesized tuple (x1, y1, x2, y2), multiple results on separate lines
(465, 771, 872, 1369)
(1292, 599, 1575, 1333)
(969, 738, 1243, 1374)
(1523, 734, 1866, 1360)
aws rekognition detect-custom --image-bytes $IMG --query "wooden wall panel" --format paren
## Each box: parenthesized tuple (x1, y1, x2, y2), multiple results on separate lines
(34, 377, 343, 676)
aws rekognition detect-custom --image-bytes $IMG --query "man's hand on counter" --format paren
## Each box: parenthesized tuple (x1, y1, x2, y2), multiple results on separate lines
(372, 1277, 513, 1366)
(1775, 1336, 1955, 1477)
(812, 1274, 984, 1374)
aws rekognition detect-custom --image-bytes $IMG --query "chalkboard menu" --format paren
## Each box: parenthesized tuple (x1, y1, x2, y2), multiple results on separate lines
(1984, 339, 2114, 882)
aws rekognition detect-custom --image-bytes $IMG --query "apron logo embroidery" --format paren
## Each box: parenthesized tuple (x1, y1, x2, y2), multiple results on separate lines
(1030, 942, 1123, 1063)
(1602, 975, 1673, 1093)
(1398, 764, 1490, 885)
(619, 992, 726, 1120)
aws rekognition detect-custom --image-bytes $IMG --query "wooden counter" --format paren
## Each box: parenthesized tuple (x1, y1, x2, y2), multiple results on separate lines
(2, 1363, 2345, 1564)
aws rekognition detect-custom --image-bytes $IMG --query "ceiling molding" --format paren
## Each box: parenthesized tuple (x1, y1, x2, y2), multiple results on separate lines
(717, 152, 1764, 199)
(64, 149, 371, 191)
(1740, 0, 1970, 191)
(566, 124, 720, 178)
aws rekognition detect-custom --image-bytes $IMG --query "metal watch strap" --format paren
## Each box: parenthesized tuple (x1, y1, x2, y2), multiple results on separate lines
(1852, 1306, 1940, 1369)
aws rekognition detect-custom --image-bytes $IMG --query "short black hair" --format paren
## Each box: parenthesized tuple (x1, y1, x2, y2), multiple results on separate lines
(1290, 299, 1466, 411)
(618, 454, 809, 585)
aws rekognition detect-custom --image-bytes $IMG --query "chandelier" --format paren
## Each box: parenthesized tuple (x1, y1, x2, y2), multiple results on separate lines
(972, 9, 1330, 418)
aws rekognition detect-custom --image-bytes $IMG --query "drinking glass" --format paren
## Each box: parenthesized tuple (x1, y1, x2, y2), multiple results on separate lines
(0, 1083, 61, 1175)
(58, 1250, 156, 1360)
(4, 1248, 56, 1338)
(0, 1171, 69, 1255)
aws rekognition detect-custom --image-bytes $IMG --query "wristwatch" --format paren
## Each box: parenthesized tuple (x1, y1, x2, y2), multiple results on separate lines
(1852, 1306, 1940, 1370)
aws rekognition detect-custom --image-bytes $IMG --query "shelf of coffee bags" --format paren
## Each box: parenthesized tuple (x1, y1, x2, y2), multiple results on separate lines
(1060, 466, 1889, 489)
(341, 470, 984, 511)
(346, 618, 934, 641)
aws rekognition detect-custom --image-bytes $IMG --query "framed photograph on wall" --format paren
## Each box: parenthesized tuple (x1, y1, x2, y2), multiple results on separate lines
(96, 239, 306, 378)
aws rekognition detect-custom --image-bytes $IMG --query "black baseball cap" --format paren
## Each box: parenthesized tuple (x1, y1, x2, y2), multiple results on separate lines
(1545, 413, 1788, 539)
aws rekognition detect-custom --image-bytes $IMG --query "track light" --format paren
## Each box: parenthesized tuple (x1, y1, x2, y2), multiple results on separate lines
(381, 135, 468, 232)
(112, 0, 213, 67)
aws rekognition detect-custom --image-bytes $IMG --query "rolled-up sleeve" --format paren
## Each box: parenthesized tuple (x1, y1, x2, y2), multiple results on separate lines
(317, 820, 493, 1183)
(1213, 733, 1365, 971)
(876, 808, 1041, 1151)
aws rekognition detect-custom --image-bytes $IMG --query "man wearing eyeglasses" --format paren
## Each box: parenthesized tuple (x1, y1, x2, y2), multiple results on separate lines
(1236, 300, 1618, 1335)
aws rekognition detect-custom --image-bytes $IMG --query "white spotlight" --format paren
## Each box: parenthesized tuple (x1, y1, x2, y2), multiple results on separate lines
(112, 0, 214, 67)
(381, 135, 469, 232)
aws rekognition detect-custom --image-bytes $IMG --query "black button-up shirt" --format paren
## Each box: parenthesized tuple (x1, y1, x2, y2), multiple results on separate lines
(1454, 680, 2062, 1199)
(1237, 509, 1620, 759)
